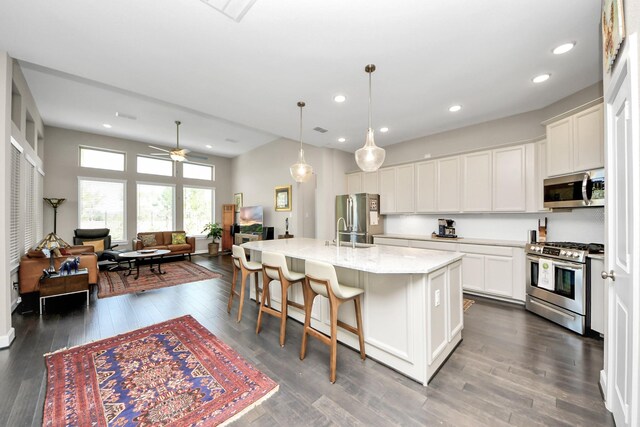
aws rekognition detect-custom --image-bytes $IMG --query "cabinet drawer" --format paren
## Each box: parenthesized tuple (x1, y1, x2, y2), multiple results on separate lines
(410, 240, 457, 251)
(458, 244, 512, 257)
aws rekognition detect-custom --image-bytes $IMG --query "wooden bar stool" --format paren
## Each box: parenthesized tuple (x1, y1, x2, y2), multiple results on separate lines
(256, 251, 305, 347)
(300, 259, 366, 383)
(228, 245, 265, 322)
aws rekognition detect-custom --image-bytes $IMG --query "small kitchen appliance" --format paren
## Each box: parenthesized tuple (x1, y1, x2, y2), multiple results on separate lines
(335, 194, 383, 244)
(436, 219, 457, 238)
(525, 241, 604, 335)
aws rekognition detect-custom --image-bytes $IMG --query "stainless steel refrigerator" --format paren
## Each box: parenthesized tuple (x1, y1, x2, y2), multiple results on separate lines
(335, 193, 383, 244)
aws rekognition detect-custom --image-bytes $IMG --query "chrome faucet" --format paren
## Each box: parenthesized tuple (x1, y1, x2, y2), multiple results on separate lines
(336, 217, 346, 247)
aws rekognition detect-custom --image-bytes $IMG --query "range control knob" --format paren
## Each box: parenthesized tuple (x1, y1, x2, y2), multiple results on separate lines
(560, 250, 566, 256)
(565, 251, 573, 257)
(573, 253, 580, 258)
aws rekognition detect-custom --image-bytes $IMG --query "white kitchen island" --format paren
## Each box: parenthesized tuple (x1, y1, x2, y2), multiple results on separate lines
(242, 238, 464, 385)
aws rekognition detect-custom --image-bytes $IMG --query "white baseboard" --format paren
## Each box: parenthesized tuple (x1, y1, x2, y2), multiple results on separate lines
(11, 296, 21, 313)
(0, 327, 15, 348)
(600, 369, 609, 407)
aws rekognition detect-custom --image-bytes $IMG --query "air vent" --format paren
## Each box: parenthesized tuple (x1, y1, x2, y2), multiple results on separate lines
(115, 112, 137, 120)
(313, 127, 328, 133)
(225, 138, 239, 143)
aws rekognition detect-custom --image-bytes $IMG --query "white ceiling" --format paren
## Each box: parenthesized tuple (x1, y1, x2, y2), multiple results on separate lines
(0, 0, 602, 158)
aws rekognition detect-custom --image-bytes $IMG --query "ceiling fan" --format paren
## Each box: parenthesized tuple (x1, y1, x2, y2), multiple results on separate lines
(149, 120, 208, 162)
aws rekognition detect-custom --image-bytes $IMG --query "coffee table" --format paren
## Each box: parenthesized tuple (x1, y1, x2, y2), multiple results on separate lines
(119, 249, 171, 280)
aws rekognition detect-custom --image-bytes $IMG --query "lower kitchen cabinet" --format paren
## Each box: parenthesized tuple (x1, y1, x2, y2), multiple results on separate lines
(590, 257, 606, 335)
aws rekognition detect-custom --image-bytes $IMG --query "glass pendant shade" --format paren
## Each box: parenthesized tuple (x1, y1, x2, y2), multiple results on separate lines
(355, 128, 386, 172)
(290, 101, 313, 182)
(357, 64, 385, 172)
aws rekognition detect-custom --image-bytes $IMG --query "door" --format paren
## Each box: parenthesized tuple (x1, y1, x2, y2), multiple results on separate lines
(378, 167, 396, 214)
(604, 35, 638, 427)
(436, 156, 460, 212)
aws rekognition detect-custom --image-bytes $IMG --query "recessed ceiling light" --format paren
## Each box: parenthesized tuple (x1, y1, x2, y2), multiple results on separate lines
(532, 73, 551, 83)
(449, 105, 462, 112)
(102, 123, 112, 128)
(553, 42, 576, 55)
(379, 127, 389, 133)
(333, 95, 346, 103)
(338, 137, 346, 143)
(205, 144, 212, 149)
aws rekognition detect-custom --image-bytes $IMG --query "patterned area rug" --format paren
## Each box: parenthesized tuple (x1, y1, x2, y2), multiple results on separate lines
(99, 260, 221, 298)
(43, 315, 278, 426)
(463, 298, 475, 312)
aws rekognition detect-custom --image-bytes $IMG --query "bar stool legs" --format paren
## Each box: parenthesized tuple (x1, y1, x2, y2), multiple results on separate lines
(228, 253, 266, 323)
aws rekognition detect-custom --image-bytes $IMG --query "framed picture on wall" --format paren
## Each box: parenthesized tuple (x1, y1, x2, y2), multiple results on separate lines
(274, 185, 292, 211)
(602, 0, 625, 72)
(233, 193, 243, 212)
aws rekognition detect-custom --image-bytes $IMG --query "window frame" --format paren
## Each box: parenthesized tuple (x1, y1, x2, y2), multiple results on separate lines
(182, 185, 216, 237)
(136, 181, 176, 233)
(77, 176, 128, 243)
(136, 154, 175, 177)
(182, 162, 215, 181)
(79, 145, 126, 172)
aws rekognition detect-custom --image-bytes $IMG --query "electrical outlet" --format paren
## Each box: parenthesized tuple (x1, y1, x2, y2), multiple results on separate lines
(435, 289, 441, 307)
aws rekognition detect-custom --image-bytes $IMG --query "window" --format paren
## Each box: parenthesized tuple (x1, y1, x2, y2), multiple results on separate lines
(137, 155, 173, 177)
(80, 146, 125, 171)
(183, 162, 214, 181)
(78, 178, 126, 241)
(9, 139, 22, 265)
(183, 186, 214, 236)
(137, 183, 175, 232)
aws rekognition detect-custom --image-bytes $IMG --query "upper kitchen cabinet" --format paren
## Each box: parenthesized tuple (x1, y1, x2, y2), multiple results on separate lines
(379, 165, 414, 214)
(437, 156, 461, 212)
(346, 172, 363, 194)
(346, 171, 379, 194)
(416, 160, 437, 212)
(462, 151, 492, 212)
(492, 145, 526, 211)
(545, 102, 604, 177)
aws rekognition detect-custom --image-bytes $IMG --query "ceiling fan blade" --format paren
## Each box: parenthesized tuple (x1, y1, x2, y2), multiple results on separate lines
(149, 152, 170, 156)
(149, 145, 171, 153)
(186, 154, 208, 161)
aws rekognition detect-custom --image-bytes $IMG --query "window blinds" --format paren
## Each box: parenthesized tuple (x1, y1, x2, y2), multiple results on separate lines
(9, 144, 21, 265)
(24, 157, 36, 252)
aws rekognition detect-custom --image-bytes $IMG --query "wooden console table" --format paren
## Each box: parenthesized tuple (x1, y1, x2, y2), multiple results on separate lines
(39, 268, 89, 314)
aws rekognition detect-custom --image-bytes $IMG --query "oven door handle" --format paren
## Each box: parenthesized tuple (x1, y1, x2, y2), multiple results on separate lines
(581, 173, 591, 206)
(527, 255, 583, 270)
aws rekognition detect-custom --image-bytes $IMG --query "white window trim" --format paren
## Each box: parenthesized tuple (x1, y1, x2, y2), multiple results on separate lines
(182, 161, 215, 181)
(136, 181, 177, 231)
(183, 185, 216, 237)
(136, 154, 175, 177)
(79, 145, 126, 171)
(77, 176, 128, 244)
(10, 136, 24, 152)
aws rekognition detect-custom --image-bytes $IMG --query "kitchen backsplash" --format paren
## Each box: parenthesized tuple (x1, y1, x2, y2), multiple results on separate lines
(384, 208, 605, 244)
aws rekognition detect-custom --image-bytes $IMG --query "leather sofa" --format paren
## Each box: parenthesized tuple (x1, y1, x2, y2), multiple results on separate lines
(18, 245, 99, 294)
(133, 231, 195, 260)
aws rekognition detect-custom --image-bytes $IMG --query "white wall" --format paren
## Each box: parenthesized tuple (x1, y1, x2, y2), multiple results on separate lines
(385, 208, 605, 244)
(42, 126, 233, 252)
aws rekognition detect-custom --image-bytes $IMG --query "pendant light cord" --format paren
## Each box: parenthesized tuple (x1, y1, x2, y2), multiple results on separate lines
(299, 104, 303, 150)
(368, 69, 372, 130)
(175, 120, 181, 148)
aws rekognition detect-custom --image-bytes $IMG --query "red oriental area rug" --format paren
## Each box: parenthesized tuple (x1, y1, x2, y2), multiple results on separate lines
(43, 315, 278, 426)
(98, 260, 221, 299)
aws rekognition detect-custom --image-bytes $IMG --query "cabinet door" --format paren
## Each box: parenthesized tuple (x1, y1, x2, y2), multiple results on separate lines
(461, 253, 485, 292)
(493, 145, 526, 211)
(346, 172, 363, 194)
(574, 103, 604, 171)
(378, 167, 396, 214)
(395, 164, 415, 213)
(363, 171, 379, 194)
(590, 258, 606, 335)
(546, 117, 573, 177)
(462, 151, 492, 212)
(416, 161, 437, 212)
(437, 157, 461, 212)
(484, 255, 513, 297)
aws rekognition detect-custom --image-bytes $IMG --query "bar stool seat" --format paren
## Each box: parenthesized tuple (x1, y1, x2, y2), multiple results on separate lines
(300, 259, 366, 383)
(228, 245, 266, 322)
(256, 251, 305, 347)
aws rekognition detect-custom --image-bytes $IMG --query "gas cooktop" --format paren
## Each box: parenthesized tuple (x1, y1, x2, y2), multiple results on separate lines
(526, 241, 604, 263)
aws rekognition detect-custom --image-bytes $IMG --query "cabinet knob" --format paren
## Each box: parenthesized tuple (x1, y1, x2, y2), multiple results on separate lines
(601, 270, 616, 281)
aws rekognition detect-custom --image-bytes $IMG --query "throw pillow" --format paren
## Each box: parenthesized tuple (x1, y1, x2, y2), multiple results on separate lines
(140, 234, 157, 247)
(171, 232, 187, 245)
(82, 239, 105, 252)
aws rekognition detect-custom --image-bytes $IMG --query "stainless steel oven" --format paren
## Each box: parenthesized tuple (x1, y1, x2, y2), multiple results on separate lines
(525, 242, 603, 335)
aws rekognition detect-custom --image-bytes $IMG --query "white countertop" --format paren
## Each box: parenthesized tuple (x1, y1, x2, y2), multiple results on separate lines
(242, 238, 463, 274)
(374, 233, 526, 248)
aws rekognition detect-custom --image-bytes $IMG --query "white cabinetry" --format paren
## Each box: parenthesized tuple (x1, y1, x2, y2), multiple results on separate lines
(492, 145, 526, 211)
(590, 257, 606, 335)
(436, 157, 461, 212)
(462, 151, 492, 212)
(379, 165, 414, 214)
(458, 244, 523, 301)
(363, 171, 378, 194)
(546, 103, 604, 177)
(416, 160, 437, 212)
(346, 172, 362, 194)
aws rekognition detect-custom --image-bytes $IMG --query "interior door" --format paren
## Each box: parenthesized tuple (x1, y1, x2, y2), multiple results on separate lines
(604, 34, 639, 427)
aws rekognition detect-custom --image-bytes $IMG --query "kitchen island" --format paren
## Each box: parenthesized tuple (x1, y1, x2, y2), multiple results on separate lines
(242, 238, 464, 385)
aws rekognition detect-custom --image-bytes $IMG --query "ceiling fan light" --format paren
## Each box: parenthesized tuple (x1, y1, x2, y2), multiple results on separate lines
(355, 128, 385, 172)
(170, 153, 185, 162)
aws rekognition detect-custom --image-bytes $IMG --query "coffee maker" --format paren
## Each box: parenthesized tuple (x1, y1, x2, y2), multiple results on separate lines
(437, 218, 457, 238)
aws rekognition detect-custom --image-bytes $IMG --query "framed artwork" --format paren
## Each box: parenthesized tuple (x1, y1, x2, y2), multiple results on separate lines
(274, 185, 292, 211)
(233, 193, 243, 212)
(602, 0, 625, 72)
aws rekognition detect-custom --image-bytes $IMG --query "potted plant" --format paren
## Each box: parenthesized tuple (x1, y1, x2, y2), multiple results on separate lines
(202, 222, 223, 255)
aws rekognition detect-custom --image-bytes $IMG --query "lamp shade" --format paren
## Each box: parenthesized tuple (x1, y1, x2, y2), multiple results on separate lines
(355, 128, 386, 172)
(290, 148, 313, 182)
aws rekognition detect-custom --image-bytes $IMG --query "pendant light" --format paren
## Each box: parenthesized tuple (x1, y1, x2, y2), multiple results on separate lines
(355, 64, 386, 172)
(289, 101, 313, 182)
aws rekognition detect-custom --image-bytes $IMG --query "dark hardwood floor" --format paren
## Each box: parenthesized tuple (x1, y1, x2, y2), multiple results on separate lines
(1, 255, 613, 426)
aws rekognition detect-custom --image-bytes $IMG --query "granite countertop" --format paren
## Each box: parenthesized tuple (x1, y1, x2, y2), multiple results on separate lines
(242, 238, 463, 274)
(374, 233, 527, 248)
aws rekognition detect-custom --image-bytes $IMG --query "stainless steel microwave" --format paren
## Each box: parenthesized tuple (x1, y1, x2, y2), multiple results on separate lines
(543, 169, 605, 209)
